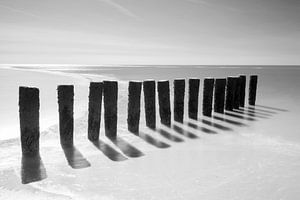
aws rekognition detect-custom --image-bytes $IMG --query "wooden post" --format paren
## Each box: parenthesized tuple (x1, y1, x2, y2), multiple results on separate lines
(239, 75, 246, 107)
(233, 77, 240, 109)
(188, 78, 200, 120)
(173, 79, 185, 123)
(88, 82, 103, 141)
(249, 75, 258, 106)
(214, 78, 226, 114)
(158, 80, 171, 127)
(143, 80, 156, 129)
(103, 81, 118, 138)
(225, 77, 235, 111)
(202, 78, 215, 117)
(57, 85, 74, 146)
(19, 87, 40, 155)
(127, 81, 142, 134)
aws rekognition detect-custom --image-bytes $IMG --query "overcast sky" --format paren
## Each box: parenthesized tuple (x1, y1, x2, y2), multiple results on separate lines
(0, 0, 299, 65)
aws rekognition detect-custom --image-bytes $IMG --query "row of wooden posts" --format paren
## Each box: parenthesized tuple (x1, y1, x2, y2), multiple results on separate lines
(19, 75, 258, 156)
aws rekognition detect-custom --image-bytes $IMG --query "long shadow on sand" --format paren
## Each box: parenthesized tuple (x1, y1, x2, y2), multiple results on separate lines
(247, 106, 277, 114)
(236, 108, 273, 117)
(131, 131, 171, 148)
(185, 119, 218, 134)
(21, 153, 47, 184)
(200, 119, 233, 131)
(256, 104, 289, 112)
(212, 115, 246, 127)
(61, 144, 91, 169)
(171, 124, 199, 139)
(156, 128, 185, 142)
(232, 109, 269, 119)
(224, 111, 256, 121)
(91, 139, 128, 161)
(108, 136, 145, 158)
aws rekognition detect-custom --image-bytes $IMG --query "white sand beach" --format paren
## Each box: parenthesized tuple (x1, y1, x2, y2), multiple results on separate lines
(0, 65, 300, 200)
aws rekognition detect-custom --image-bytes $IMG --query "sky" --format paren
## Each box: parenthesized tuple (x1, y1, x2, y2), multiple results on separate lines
(0, 0, 299, 65)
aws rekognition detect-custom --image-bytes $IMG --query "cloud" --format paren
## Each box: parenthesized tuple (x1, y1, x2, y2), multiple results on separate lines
(95, 0, 140, 20)
(0, 3, 40, 18)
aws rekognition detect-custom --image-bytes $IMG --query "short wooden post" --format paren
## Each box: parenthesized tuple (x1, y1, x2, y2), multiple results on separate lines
(249, 75, 258, 106)
(127, 81, 142, 134)
(103, 81, 118, 138)
(214, 78, 226, 114)
(143, 80, 156, 129)
(58, 85, 74, 146)
(188, 78, 200, 120)
(173, 79, 185, 123)
(19, 87, 40, 155)
(158, 81, 171, 127)
(239, 75, 246, 107)
(88, 82, 103, 141)
(233, 77, 240, 109)
(225, 77, 235, 111)
(202, 78, 215, 117)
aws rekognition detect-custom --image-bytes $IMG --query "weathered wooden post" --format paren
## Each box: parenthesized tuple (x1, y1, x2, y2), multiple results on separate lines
(88, 82, 103, 141)
(202, 78, 215, 117)
(249, 75, 258, 106)
(188, 78, 200, 120)
(19, 87, 40, 155)
(58, 85, 74, 146)
(158, 80, 171, 127)
(214, 78, 226, 114)
(239, 75, 246, 107)
(173, 79, 185, 123)
(233, 77, 240, 109)
(225, 77, 235, 111)
(143, 80, 156, 129)
(127, 81, 142, 134)
(103, 81, 118, 138)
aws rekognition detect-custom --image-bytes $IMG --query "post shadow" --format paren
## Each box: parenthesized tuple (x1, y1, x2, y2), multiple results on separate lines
(91, 139, 128, 161)
(19, 87, 47, 184)
(255, 104, 288, 112)
(156, 128, 185, 142)
(58, 85, 91, 169)
(200, 119, 233, 131)
(224, 111, 256, 121)
(237, 107, 273, 117)
(212, 115, 246, 127)
(232, 109, 269, 119)
(108, 136, 145, 158)
(131, 130, 171, 148)
(21, 153, 47, 184)
(247, 106, 278, 114)
(172, 124, 199, 139)
(61, 144, 91, 169)
(185, 120, 218, 134)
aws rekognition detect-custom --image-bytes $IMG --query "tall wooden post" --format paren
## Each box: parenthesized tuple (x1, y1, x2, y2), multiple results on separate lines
(173, 79, 185, 123)
(225, 77, 235, 111)
(58, 85, 74, 146)
(202, 78, 215, 117)
(127, 81, 142, 134)
(103, 81, 118, 138)
(188, 78, 200, 120)
(88, 82, 103, 141)
(158, 81, 171, 127)
(239, 75, 246, 107)
(214, 78, 226, 114)
(19, 87, 40, 155)
(233, 77, 240, 109)
(249, 75, 258, 106)
(143, 80, 156, 129)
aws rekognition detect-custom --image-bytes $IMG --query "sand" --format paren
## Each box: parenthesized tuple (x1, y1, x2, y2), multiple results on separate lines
(0, 65, 300, 199)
